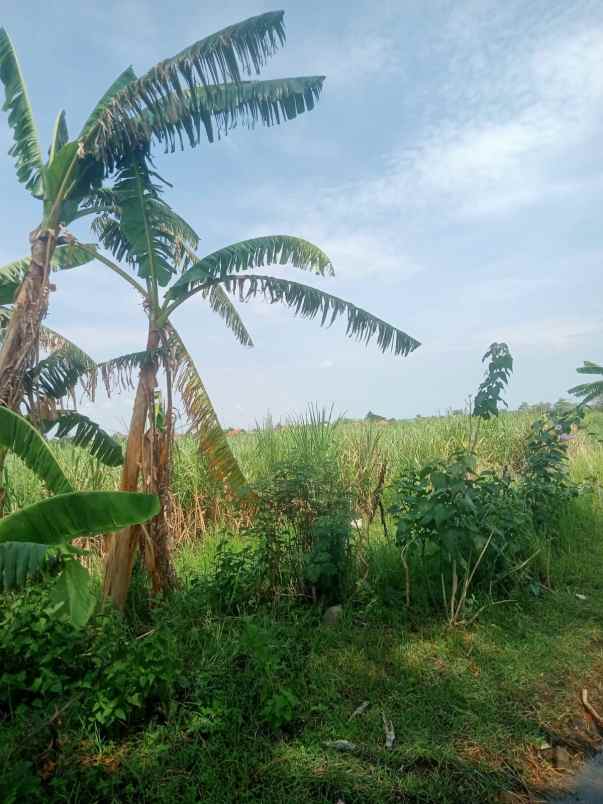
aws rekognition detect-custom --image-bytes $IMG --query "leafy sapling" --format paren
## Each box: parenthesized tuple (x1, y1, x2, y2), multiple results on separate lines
(469, 342, 514, 451)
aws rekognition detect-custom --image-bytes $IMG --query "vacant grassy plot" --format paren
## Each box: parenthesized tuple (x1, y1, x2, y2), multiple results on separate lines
(1, 411, 603, 803)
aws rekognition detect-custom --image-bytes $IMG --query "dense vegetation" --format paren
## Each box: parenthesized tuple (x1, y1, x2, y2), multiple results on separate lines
(2, 406, 603, 803)
(0, 9, 419, 611)
(1, 7, 602, 803)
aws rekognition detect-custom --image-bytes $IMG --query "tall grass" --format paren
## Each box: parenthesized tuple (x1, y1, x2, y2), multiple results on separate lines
(3, 409, 602, 540)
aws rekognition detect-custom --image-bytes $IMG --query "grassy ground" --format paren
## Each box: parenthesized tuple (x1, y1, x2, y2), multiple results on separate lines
(2, 413, 603, 803)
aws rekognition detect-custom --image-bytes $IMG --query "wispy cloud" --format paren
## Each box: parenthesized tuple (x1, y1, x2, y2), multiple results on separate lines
(383, 23, 603, 219)
(482, 316, 603, 352)
(311, 29, 400, 91)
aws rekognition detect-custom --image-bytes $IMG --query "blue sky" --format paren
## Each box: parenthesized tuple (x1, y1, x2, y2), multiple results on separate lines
(1, 0, 602, 430)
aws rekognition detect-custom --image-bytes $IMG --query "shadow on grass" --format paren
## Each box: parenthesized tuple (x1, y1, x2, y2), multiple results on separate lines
(6, 502, 603, 804)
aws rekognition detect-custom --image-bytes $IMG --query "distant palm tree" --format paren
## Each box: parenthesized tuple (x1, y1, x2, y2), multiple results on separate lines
(569, 361, 603, 407)
(0, 11, 325, 409)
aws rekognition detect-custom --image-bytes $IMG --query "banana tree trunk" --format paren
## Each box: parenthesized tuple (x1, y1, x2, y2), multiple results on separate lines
(102, 323, 177, 609)
(0, 227, 57, 409)
(141, 408, 177, 596)
(0, 448, 7, 515)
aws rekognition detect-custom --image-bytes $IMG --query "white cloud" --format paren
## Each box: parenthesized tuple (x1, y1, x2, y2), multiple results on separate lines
(481, 317, 603, 352)
(244, 214, 421, 286)
(314, 30, 401, 91)
(319, 359, 334, 369)
(399, 25, 603, 218)
(314, 20, 603, 223)
(462, 277, 560, 306)
(316, 230, 421, 284)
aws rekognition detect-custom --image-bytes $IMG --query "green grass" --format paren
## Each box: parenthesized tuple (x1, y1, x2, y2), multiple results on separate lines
(2, 497, 603, 802)
(2, 411, 603, 803)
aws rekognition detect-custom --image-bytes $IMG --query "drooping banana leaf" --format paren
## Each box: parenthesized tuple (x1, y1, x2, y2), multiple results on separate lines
(0, 490, 160, 626)
(128, 75, 324, 147)
(87, 11, 288, 170)
(576, 361, 603, 375)
(50, 558, 96, 628)
(569, 361, 603, 406)
(0, 27, 43, 195)
(194, 274, 421, 357)
(0, 406, 73, 494)
(95, 347, 165, 395)
(166, 323, 249, 495)
(0, 541, 48, 591)
(0, 490, 160, 545)
(167, 235, 333, 301)
(42, 411, 123, 467)
(204, 285, 254, 347)
(24, 344, 96, 402)
(0, 542, 97, 627)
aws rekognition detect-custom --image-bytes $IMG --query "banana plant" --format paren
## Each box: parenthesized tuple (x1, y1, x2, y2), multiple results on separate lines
(0, 307, 124, 515)
(569, 361, 603, 408)
(73, 154, 421, 610)
(0, 407, 159, 626)
(0, 303, 122, 468)
(0, 10, 325, 410)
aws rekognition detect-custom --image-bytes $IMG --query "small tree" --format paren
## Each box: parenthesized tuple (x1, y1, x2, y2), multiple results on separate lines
(469, 342, 513, 450)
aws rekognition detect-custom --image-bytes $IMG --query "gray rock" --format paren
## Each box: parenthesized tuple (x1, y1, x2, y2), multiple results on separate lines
(554, 745, 572, 771)
(322, 605, 343, 625)
(324, 739, 357, 753)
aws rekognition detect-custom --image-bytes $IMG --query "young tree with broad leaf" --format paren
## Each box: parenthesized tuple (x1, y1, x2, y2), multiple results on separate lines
(0, 11, 325, 409)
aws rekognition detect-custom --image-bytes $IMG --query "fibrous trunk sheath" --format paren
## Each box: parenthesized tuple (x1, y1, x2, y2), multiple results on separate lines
(102, 323, 177, 609)
(0, 228, 57, 409)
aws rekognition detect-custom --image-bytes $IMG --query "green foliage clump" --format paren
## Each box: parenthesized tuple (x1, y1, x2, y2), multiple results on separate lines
(386, 406, 587, 620)
(250, 455, 352, 603)
(520, 417, 577, 531)
(389, 450, 531, 617)
(0, 584, 178, 731)
(206, 540, 267, 614)
(208, 455, 352, 612)
(473, 342, 513, 420)
(237, 619, 300, 731)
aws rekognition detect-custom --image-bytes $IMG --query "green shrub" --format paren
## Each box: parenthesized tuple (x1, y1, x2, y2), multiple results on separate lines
(0, 583, 178, 731)
(205, 540, 268, 614)
(0, 585, 87, 714)
(237, 619, 300, 731)
(249, 456, 352, 604)
(85, 622, 178, 728)
(521, 417, 577, 531)
(389, 450, 532, 621)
